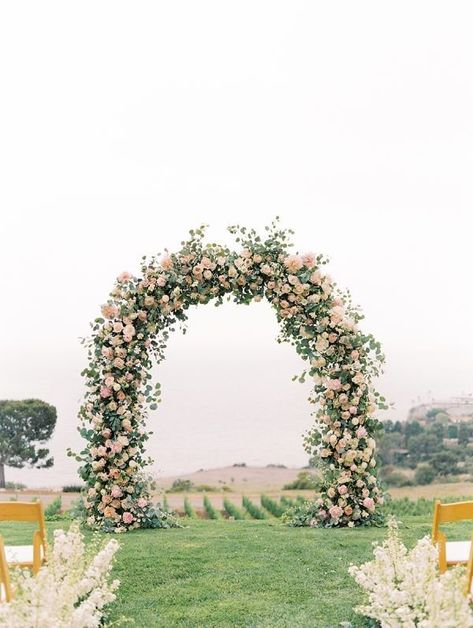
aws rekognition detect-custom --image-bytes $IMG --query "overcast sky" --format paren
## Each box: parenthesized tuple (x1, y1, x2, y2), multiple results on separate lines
(1, 2, 472, 485)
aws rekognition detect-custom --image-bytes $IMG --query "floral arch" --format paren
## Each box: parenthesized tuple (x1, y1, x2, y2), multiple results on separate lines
(76, 221, 386, 532)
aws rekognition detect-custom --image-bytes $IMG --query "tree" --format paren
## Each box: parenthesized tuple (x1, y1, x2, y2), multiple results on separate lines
(414, 463, 436, 485)
(0, 399, 57, 488)
(430, 450, 461, 476)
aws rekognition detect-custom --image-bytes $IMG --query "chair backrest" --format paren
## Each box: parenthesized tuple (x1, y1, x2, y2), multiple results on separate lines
(432, 500, 473, 541)
(0, 536, 12, 602)
(465, 533, 473, 595)
(0, 502, 46, 543)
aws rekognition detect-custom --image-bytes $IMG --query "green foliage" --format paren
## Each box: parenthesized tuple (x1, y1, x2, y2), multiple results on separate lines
(414, 464, 436, 485)
(280, 496, 295, 508)
(380, 414, 473, 480)
(69, 497, 87, 521)
(184, 497, 196, 518)
(44, 496, 63, 520)
(242, 496, 267, 520)
(430, 451, 461, 475)
(260, 494, 284, 517)
(283, 471, 318, 491)
(62, 484, 85, 493)
(203, 495, 220, 520)
(167, 478, 224, 493)
(223, 498, 245, 520)
(4, 481, 27, 490)
(0, 399, 57, 488)
(5, 517, 454, 627)
(168, 478, 193, 492)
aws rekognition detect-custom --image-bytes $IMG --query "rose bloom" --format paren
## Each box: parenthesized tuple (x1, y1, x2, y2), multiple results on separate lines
(113, 321, 123, 333)
(318, 509, 328, 520)
(111, 485, 123, 498)
(309, 270, 322, 285)
(122, 512, 134, 524)
(327, 487, 336, 498)
(326, 378, 342, 391)
(302, 252, 316, 268)
(356, 426, 368, 438)
(137, 497, 148, 508)
(284, 255, 303, 273)
(100, 386, 112, 398)
(161, 254, 173, 270)
(344, 505, 353, 516)
(103, 506, 116, 518)
(363, 497, 375, 510)
(101, 347, 114, 359)
(338, 485, 348, 495)
(113, 357, 125, 369)
(101, 304, 117, 321)
(118, 271, 132, 282)
(329, 505, 343, 520)
(352, 372, 365, 385)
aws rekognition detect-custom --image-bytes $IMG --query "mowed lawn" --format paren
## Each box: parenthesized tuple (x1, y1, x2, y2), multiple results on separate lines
(2, 516, 472, 627)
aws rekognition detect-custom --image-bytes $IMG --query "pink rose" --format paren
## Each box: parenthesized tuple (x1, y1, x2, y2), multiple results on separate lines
(356, 427, 368, 438)
(101, 347, 114, 360)
(122, 511, 134, 524)
(329, 505, 343, 520)
(157, 275, 166, 287)
(111, 485, 123, 498)
(161, 255, 173, 270)
(302, 253, 316, 268)
(137, 497, 148, 508)
(327, 379, 342, 391)
(309, 271, 322, 285)
(117, 272, 132, 283)
(100, 386, 113, 398)
(283, 255, 303, 273)
(113, 322, 123, 333)
(101, 304, 119, 319)
(318, 509, 328, 520)
(363, 497, 375, 510)
(113, 357, 125, 369)
(338, 485, 348, 495)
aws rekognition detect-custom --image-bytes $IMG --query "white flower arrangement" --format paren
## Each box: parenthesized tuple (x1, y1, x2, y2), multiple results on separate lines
(349, 518, 473, 627)
(0, 523, 120, 627)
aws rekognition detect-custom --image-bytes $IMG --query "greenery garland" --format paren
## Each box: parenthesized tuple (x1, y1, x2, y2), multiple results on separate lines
(74, 220, 386, 532)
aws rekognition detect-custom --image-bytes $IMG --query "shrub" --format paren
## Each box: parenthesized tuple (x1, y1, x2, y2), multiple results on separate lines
(62, 485, 85, 493)
(168, 479, 193, 493)
(4, 481, 27, 490)
(44, 496, 62, 520)
(232, 462, 246, 467)
(280, 496, 295, 508)
(415, 464, 436, 485)
(69, 497, 87, 521)
(260, 495, 284, 518)
(203, 495, 220, 520)
(242, 496, 267, 520)
(184, 497, 196, 518)
(283, 471, 318, 490)
(223, 498, 245, 520)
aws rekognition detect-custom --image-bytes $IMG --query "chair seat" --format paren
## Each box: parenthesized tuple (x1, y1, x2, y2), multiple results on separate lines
(4, 544, 43, 565)
(446, 540, 471, 564)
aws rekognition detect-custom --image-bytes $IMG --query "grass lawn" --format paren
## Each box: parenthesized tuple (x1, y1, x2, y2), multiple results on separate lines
(2, 516, 472, 627)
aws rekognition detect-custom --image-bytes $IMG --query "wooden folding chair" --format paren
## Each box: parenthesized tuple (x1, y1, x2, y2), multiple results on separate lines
(432, 500, 473, 573)
(0, 536, 13, 602)
(0, 502, 47, 574)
